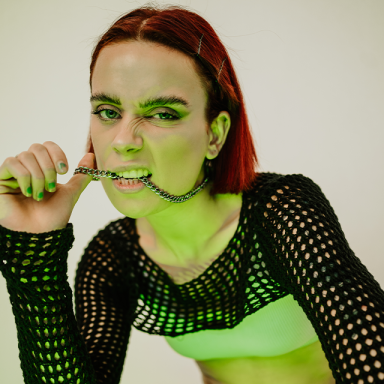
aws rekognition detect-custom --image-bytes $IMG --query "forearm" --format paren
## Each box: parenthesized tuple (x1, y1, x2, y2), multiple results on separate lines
(6, 277, 97, 383)
(0, 224, 98, 384)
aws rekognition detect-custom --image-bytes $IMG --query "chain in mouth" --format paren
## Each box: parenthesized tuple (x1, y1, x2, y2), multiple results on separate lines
(117, 174, 152, 181)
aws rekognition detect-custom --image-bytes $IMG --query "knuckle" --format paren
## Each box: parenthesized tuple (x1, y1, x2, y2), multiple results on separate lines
(31, 144, 47, 154)
(43, 141, 65, 157)
(43, 141, 59, 153)
(28, 143, 43, 151)
(17, 150, 29, 158)
(43, 140, 55, 146)
(15, 152, 35, 166)
(4, 156, 15, 165)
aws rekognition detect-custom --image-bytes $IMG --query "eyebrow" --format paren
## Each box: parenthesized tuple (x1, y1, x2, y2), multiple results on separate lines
(90, 92, 190, 109)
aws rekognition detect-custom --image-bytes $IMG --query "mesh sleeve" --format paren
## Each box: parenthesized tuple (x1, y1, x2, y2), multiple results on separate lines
(259, 174, 384, 384)
(74, 225, 137, 384)
(0, 223, 98, 384)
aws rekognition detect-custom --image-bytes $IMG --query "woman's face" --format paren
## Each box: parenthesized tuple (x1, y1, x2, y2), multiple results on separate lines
(90, 40, 228, 219)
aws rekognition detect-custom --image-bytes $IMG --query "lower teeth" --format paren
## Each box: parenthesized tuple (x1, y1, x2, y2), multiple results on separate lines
(118, 175, 151, 186)
(119, 178, 141, 186)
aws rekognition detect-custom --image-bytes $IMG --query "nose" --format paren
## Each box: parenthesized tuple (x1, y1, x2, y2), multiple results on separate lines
(111, 115, 147, 145)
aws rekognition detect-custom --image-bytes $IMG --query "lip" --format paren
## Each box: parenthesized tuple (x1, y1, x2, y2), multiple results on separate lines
(112, 175, 152, 194)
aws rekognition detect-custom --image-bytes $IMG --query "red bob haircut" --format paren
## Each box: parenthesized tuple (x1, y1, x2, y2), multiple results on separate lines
(86, 4, 260, 196)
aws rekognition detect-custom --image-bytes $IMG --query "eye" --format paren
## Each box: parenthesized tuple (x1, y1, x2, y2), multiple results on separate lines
(91, 107, 180, 122)
(149, 112, 179, 120)
(91, 108, 120, 121)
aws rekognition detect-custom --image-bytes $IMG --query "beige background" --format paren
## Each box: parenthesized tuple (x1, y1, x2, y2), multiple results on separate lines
(0, 0, 383, 383)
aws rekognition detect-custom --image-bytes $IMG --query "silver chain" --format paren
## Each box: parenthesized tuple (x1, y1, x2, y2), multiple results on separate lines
(73, 166, 210, 203)
(70, 36, 218, 204)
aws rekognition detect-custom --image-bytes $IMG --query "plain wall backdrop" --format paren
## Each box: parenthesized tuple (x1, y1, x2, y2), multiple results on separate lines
(0, 0, 383, 383)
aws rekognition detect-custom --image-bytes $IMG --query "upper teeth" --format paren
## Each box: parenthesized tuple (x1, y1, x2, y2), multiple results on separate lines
(117, 169, 150, 179)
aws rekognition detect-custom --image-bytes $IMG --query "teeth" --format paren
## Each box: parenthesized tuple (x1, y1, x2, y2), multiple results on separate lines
(117, 169, 150, 179)
(119, 178, 141, 185)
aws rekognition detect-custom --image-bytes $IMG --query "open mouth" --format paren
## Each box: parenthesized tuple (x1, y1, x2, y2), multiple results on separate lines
(114, 174, 153, 187)
(117, 173, 152, 181)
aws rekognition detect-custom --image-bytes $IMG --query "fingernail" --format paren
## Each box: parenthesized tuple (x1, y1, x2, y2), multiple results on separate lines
(48, 182, 56, 192)
(37, 191, 44, 201)
(58, 162, 67, 173)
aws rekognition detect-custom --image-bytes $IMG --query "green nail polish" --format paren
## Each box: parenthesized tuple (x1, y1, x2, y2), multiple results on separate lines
(59, 162, 66, 170)
(48, 182, 56, 191)
(27, 186, 32, 195)
(38, 192, 44, 200)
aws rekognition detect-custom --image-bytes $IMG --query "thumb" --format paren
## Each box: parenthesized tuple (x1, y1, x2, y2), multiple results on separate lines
(66, 152, 96, 198)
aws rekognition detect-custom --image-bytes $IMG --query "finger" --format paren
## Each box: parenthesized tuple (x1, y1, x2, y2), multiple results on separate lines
(0, 158, 19, 181)
(41, 141, 68, 175)
(0, 157, 33, 197)
(0, 185, 21, 194)
(27, 143, 61, 198)
(0, 178, 20, 189)
(14, 151, 47, 200)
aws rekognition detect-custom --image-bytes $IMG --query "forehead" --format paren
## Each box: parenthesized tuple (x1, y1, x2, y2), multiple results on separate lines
(92, 41, 205, 101)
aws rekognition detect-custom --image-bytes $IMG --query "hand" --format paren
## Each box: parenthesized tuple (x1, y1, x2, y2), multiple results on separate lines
(0, 141, 95, 234)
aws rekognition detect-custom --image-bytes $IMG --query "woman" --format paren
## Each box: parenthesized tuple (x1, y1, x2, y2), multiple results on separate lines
(0, 4, 383, 384)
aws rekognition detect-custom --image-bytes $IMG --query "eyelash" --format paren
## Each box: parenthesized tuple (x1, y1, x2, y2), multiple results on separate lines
(91, 107, 180, 122)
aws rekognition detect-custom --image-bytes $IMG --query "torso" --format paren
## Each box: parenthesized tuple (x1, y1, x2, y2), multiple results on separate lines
(135, 193, 335, 384)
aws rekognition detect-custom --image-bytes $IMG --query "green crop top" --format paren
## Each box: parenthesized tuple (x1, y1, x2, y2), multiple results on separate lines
(1, 172, 383, 384)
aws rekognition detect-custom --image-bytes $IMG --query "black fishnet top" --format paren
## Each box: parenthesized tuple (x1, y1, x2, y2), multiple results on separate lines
(0, 172, 383, 384)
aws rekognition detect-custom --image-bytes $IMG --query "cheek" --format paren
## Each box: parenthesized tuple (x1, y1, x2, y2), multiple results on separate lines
(91, 119, 208, 171)
(91, 131, 114, 170)
(160, 133, 205, 163)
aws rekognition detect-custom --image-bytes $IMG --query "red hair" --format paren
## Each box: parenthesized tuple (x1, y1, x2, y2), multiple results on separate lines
(86, 4, 260, 196)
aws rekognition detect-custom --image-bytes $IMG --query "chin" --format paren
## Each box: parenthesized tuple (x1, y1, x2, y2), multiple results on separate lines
(110, 195, 170, 219)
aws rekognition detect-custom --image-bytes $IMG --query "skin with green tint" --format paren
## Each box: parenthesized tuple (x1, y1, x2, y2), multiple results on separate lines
(91, 40, 241, 267)
(90, 40, 334, 384)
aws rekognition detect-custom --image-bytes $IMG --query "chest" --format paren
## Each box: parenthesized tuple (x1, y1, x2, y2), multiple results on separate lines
(136, 204, 242, 285)
(135, 205, 321, 358)
(135, 215, 332, 383)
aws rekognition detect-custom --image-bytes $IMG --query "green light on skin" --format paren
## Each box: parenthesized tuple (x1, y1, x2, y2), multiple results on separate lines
(90, 40, 240, 267)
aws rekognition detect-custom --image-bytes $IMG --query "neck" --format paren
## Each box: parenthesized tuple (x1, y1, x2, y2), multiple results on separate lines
(137, 180, 243, 266)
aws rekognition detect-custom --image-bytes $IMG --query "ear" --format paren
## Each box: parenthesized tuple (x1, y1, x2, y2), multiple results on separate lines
(206, 111, 231, 160)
